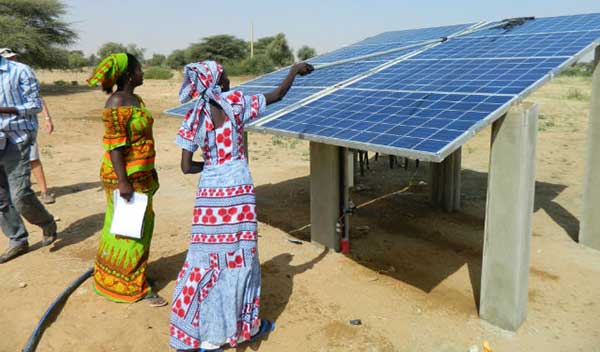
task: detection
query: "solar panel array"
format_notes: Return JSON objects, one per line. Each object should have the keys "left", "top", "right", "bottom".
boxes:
{"left": 164, "top": 13, "right": 600, "bottom": 162}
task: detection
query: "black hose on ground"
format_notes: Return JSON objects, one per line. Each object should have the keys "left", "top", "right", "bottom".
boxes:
{"left": 23, "top": 267, "right": 94, "bottom": 352}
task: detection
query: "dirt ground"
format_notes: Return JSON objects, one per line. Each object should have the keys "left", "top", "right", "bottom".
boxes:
{"left": 0, "top": 70, "right": 598, "bottom": 352}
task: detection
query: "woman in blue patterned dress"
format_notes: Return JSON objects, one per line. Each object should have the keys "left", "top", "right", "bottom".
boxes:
{"left": 169, "top": 60, "right": 313, "bottom": 351}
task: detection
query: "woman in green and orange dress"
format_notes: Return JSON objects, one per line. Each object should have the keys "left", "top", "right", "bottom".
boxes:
{"left": 87, "top": 53, "right": 166, "bottom": 307}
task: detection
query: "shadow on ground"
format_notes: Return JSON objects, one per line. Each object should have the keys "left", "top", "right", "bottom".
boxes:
{"left": 255, "top": 156, "right": 578, "bottom": 309}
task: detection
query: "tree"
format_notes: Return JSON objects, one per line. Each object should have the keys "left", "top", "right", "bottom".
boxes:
{"left": 97, "top": 42, "right": 145, "bottom": 61}
{"left": 126, "top": 43, "right": 145, "bottom": 62}
{"left": 67, "top": 50, "right": 88, "bottom": 69}
{"left": 185, "top": 35, "right": 248, "bottom": 63}
{"left": 88, "top": 54, "right": 99, "bottom": 66}
{"left": 253, "top": 36, "right": 276, "bottom": 56}
{"left": 147, "top": 53, "right": 166, "bottom": 67}
{"left": 297, "top": 46, "right": 317, "bottom": 61}
{"left": 97, "top": 42, "right": 127, "bottom": 58}
{"left": 167, "top": 49, "right": 187, "bottom": 69}
{"left": 0, "top": 0, "right": 77, "bottom": 68}
{"left": 265, "top": 33, "right": 294, "bottom": 67}
{"left": 240, "top": 54, "right": 275, "bottom": 75}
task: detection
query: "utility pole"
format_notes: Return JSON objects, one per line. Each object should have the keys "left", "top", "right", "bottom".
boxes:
{"left": 250, "top": 22, "right": 254, "bottom": 58}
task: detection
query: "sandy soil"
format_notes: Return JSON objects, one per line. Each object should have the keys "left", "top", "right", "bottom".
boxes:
{"left": 0, "top": 70, "right": 598, "bottom": 352}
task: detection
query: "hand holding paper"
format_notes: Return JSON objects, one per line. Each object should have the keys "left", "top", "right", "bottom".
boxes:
{"left": 109, "top": 190, "right": 148, "bottom": 239}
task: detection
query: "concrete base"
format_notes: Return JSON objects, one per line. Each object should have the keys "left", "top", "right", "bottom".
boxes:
{"left": 579, "top": 47, "right": 600, "bottom": 250}
{"left": 480, "top": 103, "right": 538, "bottom": 331}
{"left": 430, "top": 148, "right": 462, "bottom": 212}
{"left": 310, "top": 142, "right": 341, "bottom": 251}
{"left": 243, "top": 132, "right": 249, "bottom": 162}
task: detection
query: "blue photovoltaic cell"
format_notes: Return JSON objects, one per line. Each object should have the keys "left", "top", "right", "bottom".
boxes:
{"left": 349, "top": 57, "right": 567, "bottom": 94}
{"left": 242, "top": 60, "right": 384, "bottom": 88}
{"left": 468, "top": 13, "right": 600, "bottom": 38}
{"left": 163, "top": 86, "right": 321, "bottom": 118}
{"left": 355, "top": 23, "right": 474, "bottom": 46}
{"left": 262, "top": 89, "right": 513, "bottom": 153}
{"left": 309, "top": 23, "right": 474, "bottom": 64}
{"left": 310, "top": 45, "right": 424, "bottom": 64}
{"left": 416, "top": 31, "right": 600, "bottom": 59}
{"left": 166, "top": 13, "right": 600, "bottom": 159}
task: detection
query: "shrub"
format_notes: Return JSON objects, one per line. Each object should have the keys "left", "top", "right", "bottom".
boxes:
{"left": 559, "top": 63, "right": 593, "bottom": 78}
{"left": 53, "top": 80, "right": 68, "bottom": 86}
{"left": 565, "top": 88, "right": 589, "bottom": 101}
{"left": 144, "top": 66, "right": 174, "bottom": 80}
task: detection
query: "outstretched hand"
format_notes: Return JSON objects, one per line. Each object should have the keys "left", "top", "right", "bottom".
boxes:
{"left": 293, "top": 62, "right": 314, "bottom": 76}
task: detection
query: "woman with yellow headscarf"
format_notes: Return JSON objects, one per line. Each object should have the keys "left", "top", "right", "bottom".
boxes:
{"left": 87, "top": 53, "right": 165, "bottom": 307}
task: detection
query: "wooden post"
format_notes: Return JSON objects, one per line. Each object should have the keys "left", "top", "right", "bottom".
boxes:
{"left": 310, "top": 142, "right": 341, "bottom": 250}
{"left": 480, "top": 103, "right": 538, "bottom": 331}
{"left": 429, "top": 148, "right": 462, "bottom": 212}
{"left": 579, "top": 46, "right": 600, "bottom": 250}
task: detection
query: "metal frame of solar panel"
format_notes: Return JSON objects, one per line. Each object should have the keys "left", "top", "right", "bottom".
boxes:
{"left": 164, "top": 13, "right": 600, "bottom": 163}
{"left": 248, "top": 13, "right": 600, "bottom": 162}
{"left": 163, "top": 23, "right": 476, "bottom": 118}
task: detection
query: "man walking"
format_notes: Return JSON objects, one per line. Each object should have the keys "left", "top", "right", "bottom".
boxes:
{"left": 0, "top": 48, "right": 57, "bottom": 263}
{"left": 1, "top": 48, "right": 56, "bottom": 204}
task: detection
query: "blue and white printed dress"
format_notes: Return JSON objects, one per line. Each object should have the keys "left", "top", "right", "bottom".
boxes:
{"left": 170, "top": 91, "right": 266, "bottom": 350}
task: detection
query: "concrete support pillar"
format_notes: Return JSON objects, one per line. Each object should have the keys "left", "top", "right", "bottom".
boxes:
{"left": 243, "top": 131, "right": 249, "bottom": 163}
{"left": 480, "top": 103, "right": 538, "bottom": 331}
{"left": 579, "top": 46, "right": 600, "bottom": 250}
{"left": 310, "top": 142, "right": 341, "bottom": 251}
{"left": 430, "top": 148, "right": 462, "bottom": 212}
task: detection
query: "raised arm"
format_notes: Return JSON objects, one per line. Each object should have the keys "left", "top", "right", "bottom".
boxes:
{"left": 264, "top": 62, "right": 314, "bottom": 105}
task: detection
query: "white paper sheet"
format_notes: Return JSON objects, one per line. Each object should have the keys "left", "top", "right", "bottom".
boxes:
{"left": 109, "top": 190, "right": 148, "bottom": 239}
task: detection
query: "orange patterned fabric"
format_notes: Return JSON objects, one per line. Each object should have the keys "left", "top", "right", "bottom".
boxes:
{"left": 100, "top": 103, "right": 158, "bottom": 194}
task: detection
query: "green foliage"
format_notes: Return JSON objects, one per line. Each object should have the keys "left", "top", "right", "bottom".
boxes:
{"left": 0, "top": 0, "right": 77, "bottom": 68}
{"left": 225, "top": 54, "right": 275, "bottom": 75}
{"left": 254, "top": 36, "right": 275, "bottom": 56}
{"left": 97, "top": 42, "right": 146, "bottom": 61}
{"left": 165, "top": 33, "right": 294, "bottom": 75}
{"left": 53, "top": 80, "right": 67, "bottom": 86}
{"left": 147, "top": 53, "right": 166, "bottom": 67}
{"left": 88, "top": 54, "right": 99, "bottom": 66}
{"left": 186, "top": 35, "right": 248, "bottom": 63}
{"left": 166, "top": 49, "right": 187, "bottom": 69}
{"left": 144, "top": 66, "right": 174, "bottom": 80}
{"left": 565, "top": 88, "right": 589, "bottom": 101}
{"left": 265, "top": 33, "right": 294, "bottom": 67}
{"left": 97, "top": 42, "right": 127, "bottom": 58}
{"left": 67, "top": 50, "right": 88, "bottom": 69}
{"left": 559, "top": 63, "right": 593, "bottom": 78}
{"left": 297, "top": 46, "right": 317, "bottom": 61}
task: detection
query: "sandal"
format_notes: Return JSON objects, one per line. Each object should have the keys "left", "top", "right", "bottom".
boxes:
{"left": 144, "top": 291, "right": 168, "bottom": 307}
{"left": 247, "top": 319, "right": 275, "bottom": 343}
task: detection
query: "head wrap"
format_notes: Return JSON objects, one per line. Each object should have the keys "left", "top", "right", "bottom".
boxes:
{"left": 176, "top": 61, "right": 234, "bottom": 151}
{"left": 87, "top": 53, "right": 129, "bottom": 90}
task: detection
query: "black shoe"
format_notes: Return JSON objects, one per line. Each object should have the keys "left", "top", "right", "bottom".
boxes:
{"left": 42, "top": 221, "right": 57, "bottom": 246}
{"left": 0, "top": 242, "right": 29, "bottom": 263}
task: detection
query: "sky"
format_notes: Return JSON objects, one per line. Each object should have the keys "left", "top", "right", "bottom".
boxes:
{"left": 63, "top": 0, "right": 600, "bottom": 58}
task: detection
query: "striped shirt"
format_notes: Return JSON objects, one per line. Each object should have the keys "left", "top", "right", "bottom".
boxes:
{"left": 0, "top": 56, "right": 42, "bottom": 149}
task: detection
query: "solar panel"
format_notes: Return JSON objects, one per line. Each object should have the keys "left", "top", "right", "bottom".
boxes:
{"left": 354, "top": 23, "right": 474, "bottom": 46}
{"left": 417, "top": 31, "right": 600, "bottom": 59}
{"left": 468, "top": 13, "right": 600, "bottom": 37}
{"left": 309, "top": 45, "right": 419, "bottom": 64}
{"left": 260, "top": 89, "right": 513, "bottom": 158}
{"left": 349, "top": 57, "right": 567, "bottom": 94}
{"left": 165, "top": 13, "right": 600, "bottom": 161}
{"left": 163, "top": 85, "right": 321, "bottom": 118}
